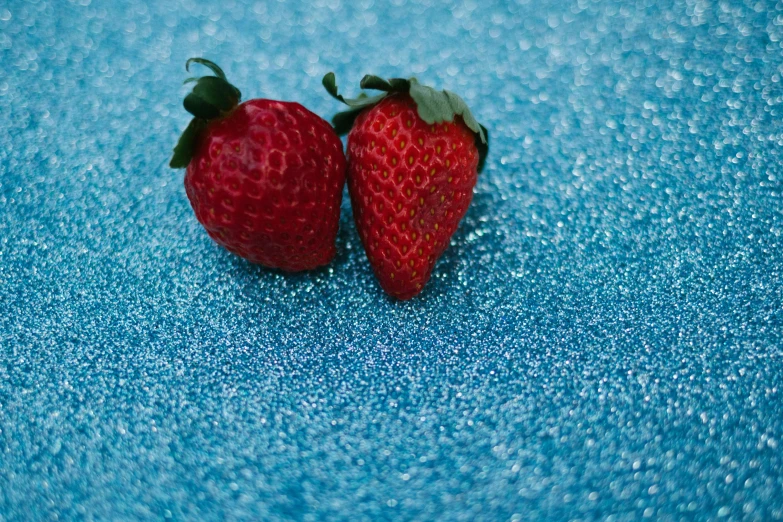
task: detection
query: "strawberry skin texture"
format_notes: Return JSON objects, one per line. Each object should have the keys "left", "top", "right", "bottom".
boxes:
{"left": 184, "top": 99, "right": 346, "bottom": 271}
{"left": 347, "top": 94, "right": 479, "bottom": 299}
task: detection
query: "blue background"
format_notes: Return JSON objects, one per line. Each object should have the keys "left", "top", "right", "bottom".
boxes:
{"left": 1, "top": 0, "right": 782, "bottom": 519}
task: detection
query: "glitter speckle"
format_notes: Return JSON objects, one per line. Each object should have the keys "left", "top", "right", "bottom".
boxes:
{"left": 1, "top": 0, "right": 782, "bottom": 519}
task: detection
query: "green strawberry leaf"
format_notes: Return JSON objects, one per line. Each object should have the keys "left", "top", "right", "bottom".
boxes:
{"left": 170, "top": 118, "right": 206, "bottom": 169}
{"left": 321, "top": 72, "right": 343, "bottom": 101}
{"left": 408, "top": 80, "right": 487, "bottom": 144}
{"left": 323, "top": 72, "right": 391, "bottom": 134}
{"left": 476, "top": 124, "right": 489, "bottom": 173}
{"left": 184, "top": 76, "right": 241, "bottom": 119}
{"left": 358, "top": 75, "right": 393, "bottom": 91}
{"left": 359, "top": 75, "right": 411, "bottom": 93}
{"left": 323, "top": 72, "right": 489, "bottom": 171}
{"left": 184, "top": 92, "right": 221, "bottom": 120}
{"left": 332, "top": 108, "right": 366, "bottom": 136}
{"left": 193, "top": 76, "right": 241, "bottom": 111}
{"left": 171, "top": 57, "right": 242, "bottom": 169}
{"left": 323, "top": 72, "right": 387, "bottom": 109}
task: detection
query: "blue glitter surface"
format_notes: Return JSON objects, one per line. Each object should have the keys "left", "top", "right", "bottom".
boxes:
{"left": 1, "top": 0, "right": 782, "bottom": 519}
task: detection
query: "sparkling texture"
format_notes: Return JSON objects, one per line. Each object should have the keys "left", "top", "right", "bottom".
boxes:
{"left": 1, "top": 0, "right": 782, "bottom": 519}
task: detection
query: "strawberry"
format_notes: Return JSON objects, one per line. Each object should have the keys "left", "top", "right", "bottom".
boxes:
{"left": 170, "top": 58, "right": 346, "bottom": 271}
{"left": 323, "top": 73, "right": 488, "bottom": 299}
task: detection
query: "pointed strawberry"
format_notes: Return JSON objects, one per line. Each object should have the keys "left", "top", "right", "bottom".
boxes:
{"left": 323, "top": 73, "right": 488, "bottom": 299}
{"left": 170, "top": 58, "right": 346, "bottom": 271}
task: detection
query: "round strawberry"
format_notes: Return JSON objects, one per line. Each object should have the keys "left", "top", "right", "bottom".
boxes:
{"left": 323, "top": 73, "right": 488, "bottom": 299}
{"left": 170, "top": 58, "right": 346, "bottom": 271}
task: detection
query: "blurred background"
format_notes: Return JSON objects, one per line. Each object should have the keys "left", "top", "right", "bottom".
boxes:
{"left": 1, "top": 0, "right": 782, "bottom": 519}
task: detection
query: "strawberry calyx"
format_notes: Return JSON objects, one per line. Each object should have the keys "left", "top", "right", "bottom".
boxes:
{"left": 322, "top": 72, "right": 489, "bottom": 172}
{"left": 170, "top": 58, "right": 242, "bottom": 169}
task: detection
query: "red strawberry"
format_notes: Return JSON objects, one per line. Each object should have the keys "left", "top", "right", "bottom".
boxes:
{"left": 170, "top": 58, "right": 346, "bottom": 271}
{"left": 323, "top": 73, "right": 488, "bottom": 299}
